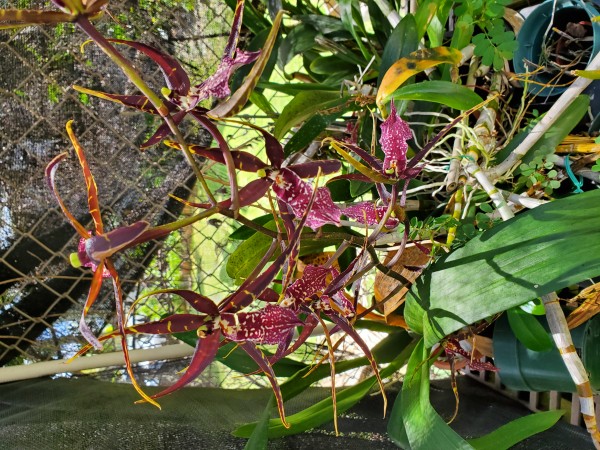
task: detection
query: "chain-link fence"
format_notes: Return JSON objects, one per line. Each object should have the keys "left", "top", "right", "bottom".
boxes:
{"left": 0, "top": 0, "right": 235, "bottom": 373}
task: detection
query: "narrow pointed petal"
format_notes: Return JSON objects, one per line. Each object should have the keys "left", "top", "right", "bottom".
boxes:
{"left": 164, "top": 140, "right": 267, "bottom": 172}
{"left": 140, "top": 110, "right": 186, "bottom": 149}
{"left": 209, "top": 11, "right": 283, "bottom": 118}
{"left": 85, "top": 221, "right": 150, "bottom": 262}
{"left": 380, "top": 102, "right": 412, "bottom": 178}
{"left": 45, "top": 152, "right": 90, "bottom": 239}
{"left": 239, "top": 342, "right": 290, "bottom": 428}
{"left": 73, "top": 86, "right": 160, "bottom": 114}
{"left": 332, "top": 141, "right": 383, "bottom": 171}
{"left": 150, "top": 331, "right": 221, "bottom": 401}
{"left": 106, "top": 260, "right": 160, "bottom": 408}
{"left": 108, "top": 39, "right": 190, "bottom": 93}
{"left": 66, "top": 121, "right": 104, "bottom": 235}
{"left": 326, "top": 311, "right": 387, "bottom": 413}
{"left": 230, "top": 120, "right": 284, "bottom": 169}
{"left": 223, "top": 0, "right": 245, "bottom": 58}
{"left": 289, "top": 160, "right": 342, "bottom": 178}
{"left": 220, "top": 305, "right": 302, "bottom": 344}
{"left": 79, "top": 259, "right": 106, "bottom": 350}
{"left": 170, "top": 178, "right": 270, "bottom": 211}
{"left": 342, "top": 202, "right": 399, "bottom": 228}
{"left": 272, "top": 314, "right": 319, "bottom": 363}
{"left": 138, "top": 289, "right": 219, "bottom": 316}
{"left": 128, "top": 314, "right": 213, "bottom": 335}
{"left": 194, "top": 50, "right": 260, "bottom": 102}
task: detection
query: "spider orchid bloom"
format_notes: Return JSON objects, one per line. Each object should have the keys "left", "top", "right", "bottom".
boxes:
{"left": 46, "top": 122, "right": 216, "bottom": 350}
{"left": 45, "top": 121, "right": 164, "bottom": 408}
{"left": 275, "top": 264, "right": 387, "bottom": 434}
{"left": 165, "top": 122, "right": 342, "bottom": 217}
{"left": 71, "top": 0, "right": 276, "bottom": 148}
{"left": 443, "top": 338, "right": 498, "bottom": 372}
{"left": 73, "top": 295, "right": 302, "bottom": 428}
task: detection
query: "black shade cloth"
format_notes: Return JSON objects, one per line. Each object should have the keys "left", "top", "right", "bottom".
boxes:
{"left": 0, "top": 376, "right": 592, "bottom": 449}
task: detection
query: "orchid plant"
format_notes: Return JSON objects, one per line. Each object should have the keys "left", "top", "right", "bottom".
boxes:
{"left": 6, "top": 0, "right": 600, "bottom": 448}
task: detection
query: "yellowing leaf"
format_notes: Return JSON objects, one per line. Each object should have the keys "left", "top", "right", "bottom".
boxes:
{"left": 573, "top": 69, "right": 600, "bottom": 80}
{"left": 376, "top": 46, "right": 462, "bottom": 110}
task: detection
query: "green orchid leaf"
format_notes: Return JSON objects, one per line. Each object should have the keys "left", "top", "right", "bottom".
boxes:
{"left": 468, "top": 410, "right": 565, "bottom": 450}
{"left": 388, "top": 339, "right": 472, "bottom": 449}
{"left": 283, "top": 111, "right": 344, "bottom": 156}
{"left": 229, "top": 214, "right": 274, "bottom": 240}
{"left": 234, "top": 337, "right": 416, "bottom": 438}
{"left": 405, "top": 189, "right": 600, "bottom": 347}
{"left": 377, "top": 14, "right": 418, "bottom": 87}
{"left": 390, "top": 80, "right": 483, "bottom": 110}
{"left": 506, "top": 307, "right": 554, "bottom": 352}
{"left": 274, "top": 91, "right": 343, "bottom": 140}
{"left": 244, "top": 396, "right": 274, "bottom": 450}
{"left": 226, "top": 220, "right": 340, "bottom": 280}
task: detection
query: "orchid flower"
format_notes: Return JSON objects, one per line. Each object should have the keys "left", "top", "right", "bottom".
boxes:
{"left": 275, "top": 264, "right": 387, "bottom": 434}
{"left": 72, "top": 0, "right": 264, "bottom": 148}
{"left": 74, "top": 291, "right": 301, "bottom": 427}
{"left": 45, "top": 121, "right": 170, "bottom": 408}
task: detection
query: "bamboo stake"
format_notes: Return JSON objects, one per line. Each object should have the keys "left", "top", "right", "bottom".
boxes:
{"left": 0, "top": 344, "right": 195, "bottom": 384}
{"left": 542, "top": 293, "right": 600, "bottom": 449}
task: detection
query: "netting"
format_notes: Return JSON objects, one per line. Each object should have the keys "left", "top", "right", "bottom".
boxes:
{"left": 0, "top": 0, "right": 381, "bottom": 391}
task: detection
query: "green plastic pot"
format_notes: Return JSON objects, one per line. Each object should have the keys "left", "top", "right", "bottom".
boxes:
{"left": 493, "top": 313, "right": 600, "bottom": 392}
{"left": 514, "top": 0, "right": 600, "bottom": 96}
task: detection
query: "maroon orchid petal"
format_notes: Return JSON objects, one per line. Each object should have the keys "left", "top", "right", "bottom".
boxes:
{"left": 169, "top": 178, "right": 271, "bottom": 211}
{"left": 257, "top": 287, "right": 280, "bottom": 303}
{"left": 444, "top": 339, "right": 498, "bottom": 372}
{"left": 222, "top": 188, "right": 312, "bottom": 313}
{"left": 85, "top": 221, "right": 150, "bottom": 263}
{"left": 239, "top": 341, "right": 290, "bottom": 428}
{"left": 224, "top": 0, "right": 245, "bottom": 58}
{"left": 140, "top": 110, "right": 186, "bottom": 149}
{"left": 342, "top": 201, "right": 399, "bottom": 228}
{"left": 108, "top": 39, "right": 190, "bottom": 93}
{"left": 380, "top": 102, "right": 412, "bottom": 178}
{"left": 270, "top": 168, "right": 341, "bottom": 231}
{"left": 150, "top": 330, "right": 221, "bottom": 401}
{"left": 325, "top": 310, "right": 386, "bottom": 407}
{"left": 321, "top": 294, "right": 355, "bottom": 319}
{"left": 164, "top": 140, "right": 267, "bottom": 172}
{"left": 271, "top": 314, "right": 319, "bottom": 363}
{"left": 220, "top": 305, "right": 302, "bottom": 345}
{"left": 46, "top": 153, "right": 90, "bottom": 239}
{"left": 289, "top": 160, "right": 342, "bottom": 178}
{"left": 147, "top": 289, "right": 219, "bottom": 316}
{"left": 76, "top": 237, "right": 111, "bottom": 277}
{"left": 130, "top": 314, "right": 214, "bottom": 335}
{"left": 74, "top": 88, "right": 162, "bottom": 115}
{"left": 283, "top": 264, "right": 333, "bottom": 306}
{"left": 327, "top": 173, "right": 374, "bottom": 184}
{"left": 192, "top": 50, "right": 261, "bottom": 102}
